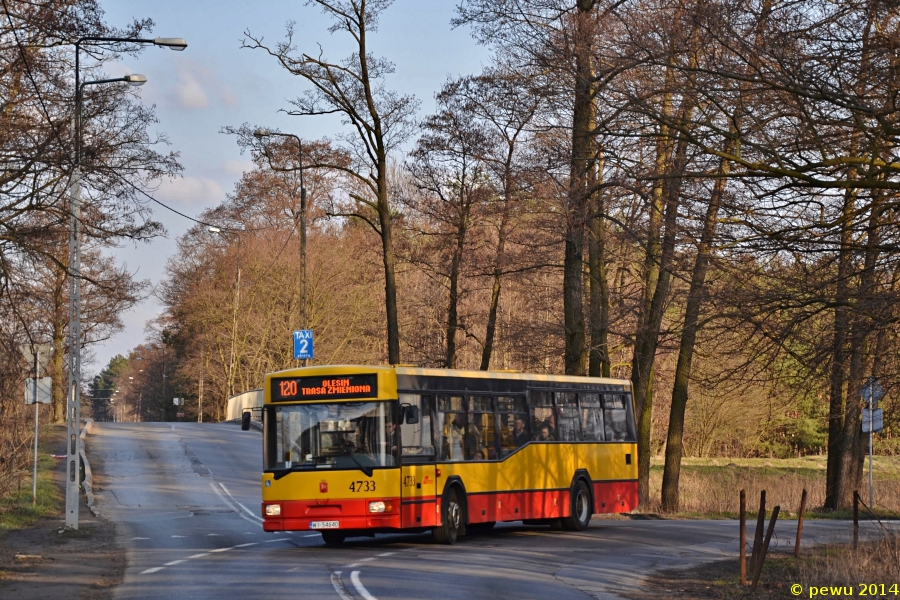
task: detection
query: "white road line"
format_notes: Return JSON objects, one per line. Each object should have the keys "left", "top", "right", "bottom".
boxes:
{"left": 265, "top": 538, "right": 290, "bottom": 543}
{"left": 206, "top": 533, "right": 220, "bottom": 536}
{"left": 132, "top": 537, "right": 150, "bottom": 540}
{"left": 140, "top": 567, "right": 164, "bottom": 574}
{"left": 344, "top": 563, "right": 359, "bottom": 568}
{"left": 219, "top": 482, "right": 264, "bottom": 523}
{"left": 187, "top": 553, "right": 210, "bottom": 559}
{"left": 358, "top": 557, "right": 375, "bottom": 562}
{"left": 234, "top": 542, "right": 257, "bottom": 548}
{"left": 330, "top": 572, "right": 355, "bottom": 600}
{"left": 208, "top": 481, "right": 261, "bottom": 527}
{"left": 171, "top": 535, "right": 185, "bottom": 538}
{"left": 209, "top": 547, "right": 232, "bottom": 553}
{"left": 375, "top": 552, "right": 396, "bottom": 557}
{"left": 303, "top": 533, "right": 319, "bottom": 537}
{"left": 164, "top": 559, "right": 186, "bottom": 566}
{"left": 351, "top": 571, "right": 378, "bottom": 600}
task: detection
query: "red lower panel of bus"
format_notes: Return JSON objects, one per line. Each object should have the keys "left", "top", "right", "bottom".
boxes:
{"left": 263, "top": 481, "right": 638, "bottom": 532}
{"left": 592, "top": 480, "right": 638, "bottom": 514}
{"left": 262, "top": 497, "right": 401, "bottom": 532}
{"left": 400, "top": 497, "right": 438, "bottom": 528}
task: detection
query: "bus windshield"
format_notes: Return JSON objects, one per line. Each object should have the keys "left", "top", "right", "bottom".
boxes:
{"left": 266, "top": 402, "right": 398, "bottom": 472}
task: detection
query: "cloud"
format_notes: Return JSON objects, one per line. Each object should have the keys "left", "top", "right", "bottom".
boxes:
{"left": 223, "top": 159, "right": 254, "bottom": 177}
{"left": 169, "top": 57, "right": 239, "bottom": 111}
{"left": 156, "top": 176, "right": 225, "bottom": 206}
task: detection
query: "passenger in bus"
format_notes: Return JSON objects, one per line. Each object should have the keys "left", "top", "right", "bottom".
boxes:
{"left": 536, "top": 424, "right": 556, "bottom": 441}
{"left": 444, "top": 414, "right": 466, "bottom": 460}
{"left": 546, "top": 412, "right": 559, "bottom": 440}
{"left": 465, "top": 421, "right": 484, "bottom": 460}
{"left": 513, "top": 417, "right": 530, "bottom": 447}
{"left": 384, "top": 421, "right": 399, "bottom": 454}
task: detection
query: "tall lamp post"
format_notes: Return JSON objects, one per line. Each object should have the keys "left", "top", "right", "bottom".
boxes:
{"left": 67, "top": 35, "right": 186, "bottom": 531}
{"left": 208, "top": 227, "right": 243, "bottom": 400}
{"left": 253, "top": 130, "right": 308, "bottom": 354}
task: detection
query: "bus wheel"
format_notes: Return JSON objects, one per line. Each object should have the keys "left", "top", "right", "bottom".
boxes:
{"left": 433, "top": 488, "right": 462, "bottom": 545}
{"left": 562, "top": 480, "right": 592, "bottom": 531}
{"left": 321, "top": 531, "right": 346, "bottom": 545}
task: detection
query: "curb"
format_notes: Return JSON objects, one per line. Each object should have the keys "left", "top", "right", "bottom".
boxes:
{"left": 79, "top": 418, "right": 100, "bottom": 517}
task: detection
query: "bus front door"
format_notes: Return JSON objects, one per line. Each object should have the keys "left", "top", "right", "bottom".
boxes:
{"left": 400, "top": 462, "right": 437, "bottom": 528}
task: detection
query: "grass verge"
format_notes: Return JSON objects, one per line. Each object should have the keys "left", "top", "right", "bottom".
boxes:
{"left": 0, "top": 435, "right": 64, "bottom": 532}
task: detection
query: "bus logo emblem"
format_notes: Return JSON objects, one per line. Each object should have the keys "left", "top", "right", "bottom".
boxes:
{"left": 319, "top": 481, "right": 328, "bottom": 493}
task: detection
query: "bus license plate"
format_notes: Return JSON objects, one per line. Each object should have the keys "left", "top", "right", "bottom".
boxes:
{"left": 310, "top": 521, "right": 339, "bottom": 529}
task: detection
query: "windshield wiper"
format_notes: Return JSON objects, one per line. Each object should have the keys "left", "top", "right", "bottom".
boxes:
{"left": 342, "top": 450, "right": 374, "bottom": 478}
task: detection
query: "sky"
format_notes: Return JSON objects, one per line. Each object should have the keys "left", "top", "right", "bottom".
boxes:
{"left": 91, "top": 0, "right": 491, "bottom": 375}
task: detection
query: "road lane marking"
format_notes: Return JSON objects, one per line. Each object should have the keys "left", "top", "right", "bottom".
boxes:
{"left": 303, "top": 534, "right": 319, "bottom": 537}
{"left": 209, "top": 547, "right": 232, "bottom": 553}
{"left": 234, "top": 543, "right": 257, "bottom": 548}
{"left": 376, "top": 552, "right": 396, "bottom": 557}
{"left": 207, "top": 533, "right": 220, "bottom": 536}
{"left": 140, "top": 567, "right": 164, "bottom": 574}
{"left": 359, "top": 557, "right": 375, "bottom": 562}
{"left": 187, "top": 553, "right": 210, "bottom": 559}
{"left": 164, "top": 560, "right": 186, "bottom": 566}
{"left": 171, "top": 535, "right": 185, "bottom": 538}
{"left": 330, "top": 572, "right": 355, "bottom": 600}
{"left": 132, "top": 537, "right": 150, "bottom": 540}
{"left": 345, "top": 563, "right": 359, "bottom": 568}
{"left": 265, "top": 538, "right": 290, "bottom": 543}
{"left": 351, "top": 571, "right": 378, "bottom": 600}
{"left": 219, "top": 483, "right": 264, "bottom": 523}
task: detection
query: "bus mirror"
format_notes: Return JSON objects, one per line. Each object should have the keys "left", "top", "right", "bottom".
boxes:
{"left": 241, "top": 411, "right": 252, "bottom": 431}
{"left": 405, "top": 405, "right": 419, "bottom": 425}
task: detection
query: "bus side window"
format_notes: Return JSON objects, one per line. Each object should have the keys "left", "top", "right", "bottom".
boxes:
{"left": 437, "top": 395, "right": 465, "bottom": 461}
{"left": 529, "top": 390, "right": 555, "bottom": 441}
{"left": 399, "top": 394, "right": 434, "bottom": 459}
{"left": 497, "top": 396, "right": 528, "bottom": 456}
{"left": 579, "top": 393, "right": 604, "bottom": 441}
{"left": 603, "top": 394, "right": 630, "bottom": 441}
{"left": 555, "top": 391, "right": 581, "bottom": 441}
{"left": 467, "top": 396, "right": 495, "bottom": 460}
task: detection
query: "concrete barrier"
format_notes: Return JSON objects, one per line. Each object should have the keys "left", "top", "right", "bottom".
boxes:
{"left": 225, "top": 389, "right": 263, "bottom": 421}
{"left": 79, "top": 418, "right": 100, "bottom": 517}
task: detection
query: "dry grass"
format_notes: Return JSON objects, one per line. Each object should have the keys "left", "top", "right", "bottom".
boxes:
{"left": 800, "top": 536, "right": 900, "bottom": 591}
{"left": 646, "top": 456, "right": 900, "bottom": 517}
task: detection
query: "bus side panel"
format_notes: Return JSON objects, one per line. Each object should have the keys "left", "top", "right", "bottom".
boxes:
{"left": 436, "top": 442, "right": 637, "bottom": 523}
{"left": 400, "top": 464, "right": 437, "bottom": 528}
{"left": 592, "top": 480, "right": 638, "bottom": 513}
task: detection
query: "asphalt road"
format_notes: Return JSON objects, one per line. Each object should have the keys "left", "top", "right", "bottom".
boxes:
{"left": 87, "top": 422, "right": 889, "bottom": 600}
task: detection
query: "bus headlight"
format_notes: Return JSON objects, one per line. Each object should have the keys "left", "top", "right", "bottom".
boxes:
{"left": 265, "top": 504, "right": 281, "bottom": 516}
{"left": 368, "top": 501, "right": 393, "bottom": 513}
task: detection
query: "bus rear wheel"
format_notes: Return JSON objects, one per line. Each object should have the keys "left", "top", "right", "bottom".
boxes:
{"left": 433, "top": 488, "right": 462, "bottom": 545}
{"left": 561, "top": 480, "right": 592, "bottom": 531}
{"left": 321, "top": 531, "right": 346, "bottom": 545}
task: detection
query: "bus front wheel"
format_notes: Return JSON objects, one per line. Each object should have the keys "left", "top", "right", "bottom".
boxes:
{"left": 321, "top": 531, "right": 346, "bottom": 545}
{"left": 561, "top": 480, "right": 592, "bottom": 531}
{"left": 433, "top": 488, "right": 462, "bottom": 544}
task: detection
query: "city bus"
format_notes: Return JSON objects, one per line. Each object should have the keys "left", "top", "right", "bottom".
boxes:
{"left": 253, "top": 365, "right": 637, "bottom": 544}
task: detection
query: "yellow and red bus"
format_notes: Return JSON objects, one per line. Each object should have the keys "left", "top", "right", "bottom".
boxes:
{"left": 257, "top": 365, "right": 637, "bottom": 544}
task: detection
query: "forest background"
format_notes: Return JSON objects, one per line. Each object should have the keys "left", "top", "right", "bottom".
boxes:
{"left": 2, "top": 0, "right": 899, "bottom": 513}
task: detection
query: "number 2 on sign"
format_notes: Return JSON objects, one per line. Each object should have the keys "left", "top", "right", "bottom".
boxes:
{"left": 349, "top": 481, "right": 375, "bottom": 492}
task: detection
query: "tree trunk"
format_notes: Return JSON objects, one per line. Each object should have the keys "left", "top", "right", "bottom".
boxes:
{"left": 563, "top": 0, "right": 597, "bottom": 376}
{"left": 660, "top": 160, "right": 727, "bottom": 512}
{"left": 588, "top": 185, "right": 610, "bottom": 378}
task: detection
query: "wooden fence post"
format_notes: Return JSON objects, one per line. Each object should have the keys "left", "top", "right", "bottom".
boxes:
{"left": 750, "top": 505, "right": 781, "bottom": 593}
{"left": 794, "top": 488, "right": 807, "bottom": 558}
{"left": 740, "top": 489, "right": 747, "bottom": 585}
{"left": 749, "top": 489, "right": 766, "bottom": 574}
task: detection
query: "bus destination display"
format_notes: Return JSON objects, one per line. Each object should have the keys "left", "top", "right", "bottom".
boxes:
{"left": 271, "top": 374, "right": 378, "bottom": 401}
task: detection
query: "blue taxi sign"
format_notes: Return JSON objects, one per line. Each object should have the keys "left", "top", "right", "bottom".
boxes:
{"left": 293, "top": 330, "right": 314, "bottom": 360}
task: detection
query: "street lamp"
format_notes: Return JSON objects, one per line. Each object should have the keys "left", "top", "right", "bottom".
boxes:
{"left": 253, "top": 130, "right": 309, "bottom": 354}
{"left": 66, "top": 34, "right": 186, "bottom": 531}
{"left": 208, "top": 227, "right": 243, "bottom": 400}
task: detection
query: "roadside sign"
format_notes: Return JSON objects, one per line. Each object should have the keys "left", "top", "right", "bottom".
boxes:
{"left": 293, "top": 330, "right": 314, "bottom": 360}
{"left": 24, "top": 378, "right": 51, "bottom": 404}
{"left": 861, "top": 377, "right": 884, "bottom": 407}
{"left": 19, "top": 344, "right": 52, "bottom": 373}
{"left": 173, "top": 398, "right": 183, "bottom": 406}
{"left": 176, "top": 412, "right": 185, "bottom": 418}
{"left": 862, "top": 408, "right": 884, "bottom": 433}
